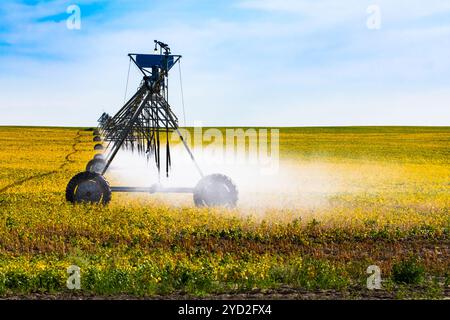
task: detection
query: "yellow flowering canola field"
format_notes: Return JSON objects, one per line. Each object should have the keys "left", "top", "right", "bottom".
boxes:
{"left": 0, "top": 126, "right": 448, "bottom": 298}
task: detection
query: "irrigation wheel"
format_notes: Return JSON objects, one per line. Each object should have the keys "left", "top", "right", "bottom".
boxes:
{"left": 86, "top": 158, "right": 106, "bottom": 174}
{"left": 94, "top": 153, "right": 104, "bottom": 160}
{"left": 193, "top": 174, "right": 238, "bottom": 208}
{"left": 93, "top": 136, "right": 102, "bottom": 142}
{"left": 94, "top": 143, "right": 104, "bottom": 150}
{"left": 93, "top": 129, "right": 100, "bottom": 136}
{"left": 66, "top": 171, "right": 111, "bottom": 204}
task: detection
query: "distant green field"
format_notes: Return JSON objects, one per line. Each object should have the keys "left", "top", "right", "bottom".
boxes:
{"left": 0, "top": 126, "right": 448, "bottom": 299}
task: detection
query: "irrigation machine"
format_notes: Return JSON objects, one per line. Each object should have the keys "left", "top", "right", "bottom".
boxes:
{"left": 66, "top": 41, "right": 238, "bottom": 207}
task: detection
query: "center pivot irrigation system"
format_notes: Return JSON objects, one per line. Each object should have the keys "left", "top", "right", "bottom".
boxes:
{"left": 66, "top": 40, "right": 238, "bottom": 207}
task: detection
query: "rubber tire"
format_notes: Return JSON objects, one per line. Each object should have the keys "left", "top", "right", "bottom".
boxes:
{"left": 93, "top": 136, "right": 102, "bottom": 142}
{"left": 94, "top": 153, "right": 104, "bottom": 160}
{"left": 94, "top": 144, "right": 104, "bottom": 150}
{"left": 86, "top": 158, "right": 106, "bottom": 174}
{"left": 93, "top": 129, "right": 100, "bottom": 136}
{"left": 66, "top": 171, "right": 111, "bottom": 205}
{"left": 193, "top": 174, "right": 238, "bottom": 208}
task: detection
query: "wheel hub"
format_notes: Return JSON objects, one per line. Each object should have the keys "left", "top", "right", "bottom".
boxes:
{"left": 75, "top": 179, "right": 103, "bottom": 202}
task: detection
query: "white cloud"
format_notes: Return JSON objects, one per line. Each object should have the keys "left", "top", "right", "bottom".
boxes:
{"left": 237, "top": 0, "right": 450, "bottom": 16}
{"left": 0, "top": 1, "right": 449, "bottom": 126}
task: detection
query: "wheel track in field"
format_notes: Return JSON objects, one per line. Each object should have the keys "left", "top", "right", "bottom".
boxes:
{"left": 60, "top": 131, "right": 84, "bottom": 170}
{"left": 0, "top": 130, "right": 85, "bottom": 193}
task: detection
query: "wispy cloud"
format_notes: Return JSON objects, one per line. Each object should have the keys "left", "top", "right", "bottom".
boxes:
{"left": 0, "top": 0, "right": 449, "bottom": 126}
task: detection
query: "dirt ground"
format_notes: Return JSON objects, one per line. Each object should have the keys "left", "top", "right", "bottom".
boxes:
{"left": 3, "top": 286, "right": 449, "bottom": 300}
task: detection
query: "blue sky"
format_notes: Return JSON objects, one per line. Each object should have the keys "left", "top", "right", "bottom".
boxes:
{"left": 0, "top": 0, "right": 449, "bottom": 126}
